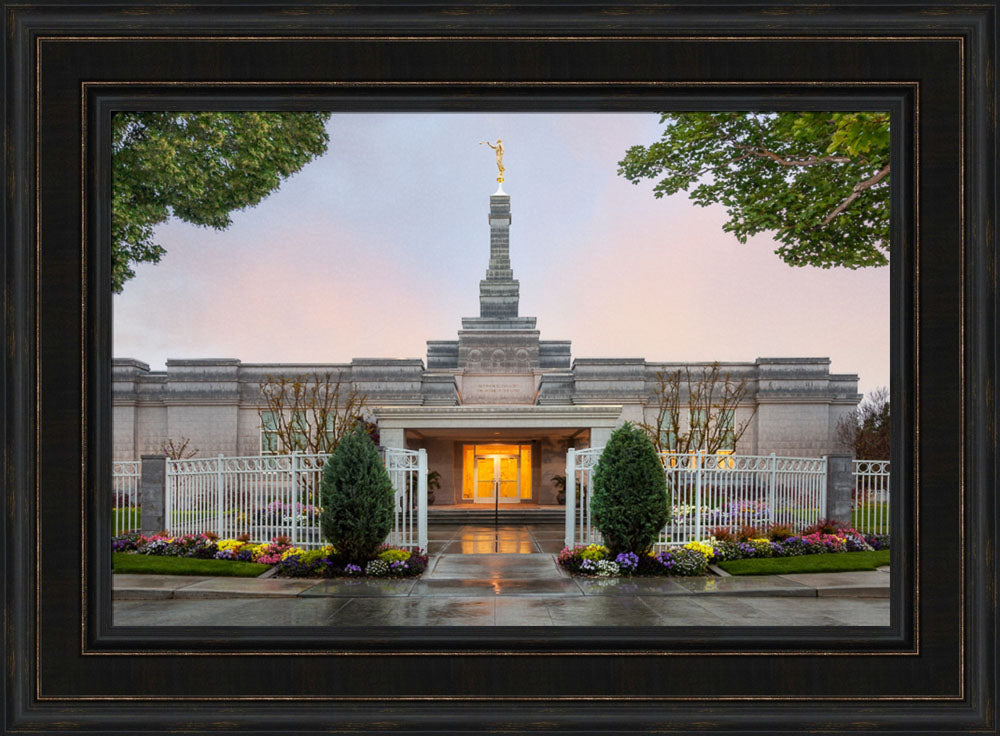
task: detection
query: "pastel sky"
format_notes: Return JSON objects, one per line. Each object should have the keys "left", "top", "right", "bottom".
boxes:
{"left": 112, "top": 113, "right": 889, "bottom": 396}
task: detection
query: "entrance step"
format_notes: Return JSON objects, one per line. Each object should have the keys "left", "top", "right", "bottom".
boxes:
{"left": 428, "top": 508, "right": 565, "bottom": 525}
{"left": 425, "top": 553, "right": 568, "bottom": 581}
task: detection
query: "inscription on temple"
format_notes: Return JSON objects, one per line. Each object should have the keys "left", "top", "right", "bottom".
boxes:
{"left": 461, "top": 374, "right": 537, "bottom": 404}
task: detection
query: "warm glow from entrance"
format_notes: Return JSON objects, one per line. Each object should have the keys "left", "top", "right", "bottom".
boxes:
{"left": 462, "top": 444, "right": 532, "bottom": 502}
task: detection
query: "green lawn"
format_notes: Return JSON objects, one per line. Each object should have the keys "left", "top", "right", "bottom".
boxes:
{"left": 717, "top": 549, "right": 890, "bottom": 576}
{"left": 113, "top": 508, "right": 234, "bottom": 536}
{"left": 113, "top": 508, "right": 141, "bottom": 534}
{"left": 851, "top": 503, "right": 890, "bottom": 533}
{"left": 112, "top": 552, "right": 271, "bottom": 577}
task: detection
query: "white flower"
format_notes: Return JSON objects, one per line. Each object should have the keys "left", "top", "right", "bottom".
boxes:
{"left": 594, "top": 559, "right": 620, "bottom": 577}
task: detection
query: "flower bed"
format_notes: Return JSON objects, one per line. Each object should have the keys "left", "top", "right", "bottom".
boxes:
{"left": 113, "top": 531, "right": 297, "bottom": 563}
{"left": 558, "top": 544, "right": 710, "bottom": 577}
{"left": 558, "top": 520, "right": 890, "bottom": 578}
{"left": 111, "top": 531, "right": 426, "bottom": 579}
{"left": 272, "top": 545, "right": 428, "bottom": 579}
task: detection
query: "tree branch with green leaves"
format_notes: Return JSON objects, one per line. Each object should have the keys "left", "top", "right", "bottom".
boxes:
{"left": 618, "top": 112, "right": 890, "bottom": 269}
{"left": 112, "top": 112, "right": 331, "bottom": 292}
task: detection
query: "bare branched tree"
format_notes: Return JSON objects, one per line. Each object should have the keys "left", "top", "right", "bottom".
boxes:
{"left": 258, "top": 370, "right": 368, "bottom": 455}
{"left": 639, "top": 363, "right": 757, "bottom": 455}
{"left": 160, "top": 437, "right": 198, "bottom": 459}
{"left": 835, "top": 386, "right": 889, "bottom": 459}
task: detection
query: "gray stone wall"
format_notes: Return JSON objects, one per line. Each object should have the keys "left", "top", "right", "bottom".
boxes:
{"left": 426, "top": 340, "right": 459, "bottom": 369}
{"left": 539, "top": 436, "right": 573, "bottom": 505}
{"left": 237, "top": 408, "right": 266, "bottom": 456}
{"left": 166, "top": 404, "right": 240, "bottom": 457}
{"left": 113, "top": 355, "right": 859, "bottom": 461}
{"left": 112, "top": 405, "right": 136, "bottom": 459}
{"left": 135, "top": 405, "right": 167, "bottom": 456}
{"left": 457, "top": 329, "right": 541, "bottom": 373}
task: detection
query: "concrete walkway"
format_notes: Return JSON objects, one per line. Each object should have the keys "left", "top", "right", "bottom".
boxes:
{"left": 113, "top": 524, "right": 889, "bottom": 627}
{"left": 112, "top": 555, "right": 890, "bottom": 627}
{"left": 426, "top": 524, "right": 566, "bottom": 555}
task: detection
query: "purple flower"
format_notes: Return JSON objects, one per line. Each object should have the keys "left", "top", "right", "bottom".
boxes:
{"left": 614, "top": 552, "right": 639, "bottom": 573}
{"left": 653, "top": 551, "right": 675, "bottom": 569}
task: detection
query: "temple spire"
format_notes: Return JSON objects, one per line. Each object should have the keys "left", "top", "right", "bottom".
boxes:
{"left": 479, "top": 191, "right": 519, "bottom": 319}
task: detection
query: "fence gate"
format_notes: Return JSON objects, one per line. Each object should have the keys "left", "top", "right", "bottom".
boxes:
{"left": 563, "top": 448, "right": 603, "bottom": 549}
{"left": 112, "top": 461, "right": 141, "bottom": 534}
{"left": 161, "top": 448, "right": 427, "bottom": 550}
{"left": 852, "top": 459, "right": 890, "bottom": 534}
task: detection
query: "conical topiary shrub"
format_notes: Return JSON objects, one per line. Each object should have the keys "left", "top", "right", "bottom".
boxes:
{"left": 319, "top": 423, "right": 395, "bottom": 564}
{"left": 590, "top": 422, "right": 671, "bottom": 555}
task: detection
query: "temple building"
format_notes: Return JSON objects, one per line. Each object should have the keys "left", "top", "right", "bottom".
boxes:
{"left": 113, "top": 182, "right": 861, "bottom": 507}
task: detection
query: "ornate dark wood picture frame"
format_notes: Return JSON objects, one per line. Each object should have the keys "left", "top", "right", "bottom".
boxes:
{"left": 3, "top": 2, "right": 995, "bottom": 733}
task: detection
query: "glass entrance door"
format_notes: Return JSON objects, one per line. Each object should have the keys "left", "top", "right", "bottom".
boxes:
{"left": 462, "top": 444, "right": 532, "bottom": 502}
{"left": 473, "top": 454, "right": 521, "bottom": 504}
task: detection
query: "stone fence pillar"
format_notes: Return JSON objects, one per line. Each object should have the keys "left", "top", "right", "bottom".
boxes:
{"left": 825, "top": 454, "right": 854, "bottom": 524}
{"left": 139, "top": 454, "right": 166, "bottom": 536}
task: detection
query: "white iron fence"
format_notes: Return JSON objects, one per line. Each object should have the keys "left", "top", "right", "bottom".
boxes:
{"left": 113, "top": 448, "right": 427, "bottom": 550}
{"left": 565, "top": 449, "right": 827, "bottom": 549}
{"left": 112, "top": 460, "right": 141, "bottom": 535}
{"left": 853, "top": 459, "right": 890, "bottom": 534}
{"left": 660, "top": 452, "right": 827, "bottom": 545}
{"left": 166, "top": 452, "right": 329, "bottom": 548}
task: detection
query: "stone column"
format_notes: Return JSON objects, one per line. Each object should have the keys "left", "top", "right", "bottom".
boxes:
{"left": 139, "top": 454, "right": 167, "bottom": 536}
{"left": 825, "top": 453, "right": 854, "bottom": 523}
{"left": 589, "top": 427, "right": 613, "bottom": 449}
{"left": 379, "top": 427, "right": 405, "bottom": 450}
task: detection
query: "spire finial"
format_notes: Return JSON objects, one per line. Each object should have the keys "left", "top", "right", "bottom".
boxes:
{"left": 480, "top": 138, "right": 506, "bottom": 189}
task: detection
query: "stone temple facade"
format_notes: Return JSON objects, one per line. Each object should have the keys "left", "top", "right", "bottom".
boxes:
{"left": 114, "top": 187, "right": 861, "bottom": 506}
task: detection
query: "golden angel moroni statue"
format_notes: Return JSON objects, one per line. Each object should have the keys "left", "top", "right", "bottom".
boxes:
{"left": 480, "top": 138, "right": 505, "bottom": 181}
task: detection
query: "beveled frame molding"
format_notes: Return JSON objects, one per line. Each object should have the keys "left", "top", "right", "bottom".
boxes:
{"left": 4, "top": 4, "right": 993, "bottom": 734}
{"left": 80, "top": 79, "right": 918, "bottom": 660}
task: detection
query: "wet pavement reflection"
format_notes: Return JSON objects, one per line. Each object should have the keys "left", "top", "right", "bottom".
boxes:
{"left": 113, "top": 523, "right": 891, "bottom": 627}
{"left": 430, "top": 524, "right": 565, "bottom": 555}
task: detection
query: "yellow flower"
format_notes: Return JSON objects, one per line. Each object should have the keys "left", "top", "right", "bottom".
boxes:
{"left": 580, "top": 544, "right": 609, "bottom": 561}
{"left": 378, "top": 548, "right": 411, "bottom": 563}
{"left": 683, "top": 540, "right": 715, "bottom": 560}
{"left": 280, "top": 546, "right": 307, "bottom": 561}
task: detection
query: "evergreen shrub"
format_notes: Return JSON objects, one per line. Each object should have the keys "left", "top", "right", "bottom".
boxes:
{"left": 590, "top": 422, "right": 670, "bottom": 555}
{"left": 319, "top": 424, "right": 395, "bottom": 563}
